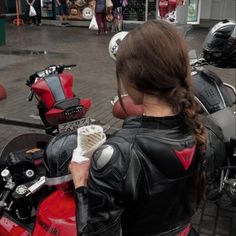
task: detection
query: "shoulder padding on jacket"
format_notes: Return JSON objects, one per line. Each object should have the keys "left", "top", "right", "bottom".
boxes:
{"left": 92, "top": 145, "right": 115, "bottom": 170}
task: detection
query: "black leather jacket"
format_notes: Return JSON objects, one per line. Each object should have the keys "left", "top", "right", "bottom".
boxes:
{"left": 76, "top": 115, "right": 201, "bottom": 236}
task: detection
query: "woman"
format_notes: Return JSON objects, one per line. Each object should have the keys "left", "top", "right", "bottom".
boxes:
{"left": 56, "top": 0, "right": 69, "bottom": 26}
{"left": 25, "top": 0, "right": 41, "bottom": 25}
{"left": 71, "top": 20, "right": 206, "bottom": 236}
{"left": 111, "top": 0, "right": 123, "bottom": 32}
{"left": 95, "top": 0, "right": 107, "bottom": 34}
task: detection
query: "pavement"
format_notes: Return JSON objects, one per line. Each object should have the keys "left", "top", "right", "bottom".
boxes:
{"left": 0, "top": 19, "right": 236, "bottom": 235}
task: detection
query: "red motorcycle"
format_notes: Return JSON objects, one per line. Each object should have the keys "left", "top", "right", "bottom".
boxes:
{"left": 0, "top": 63, "right": 107, "bottom": 236}
{"left": 26, "top": 64, "right": 92, "bottom": 135}
{"left": 0, "top": 132, "right": 78, "bottom": 236}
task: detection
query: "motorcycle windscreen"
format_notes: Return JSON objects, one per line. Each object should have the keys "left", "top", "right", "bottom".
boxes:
{"left": 0, "top": 133, "right": 52, "bottom": 168}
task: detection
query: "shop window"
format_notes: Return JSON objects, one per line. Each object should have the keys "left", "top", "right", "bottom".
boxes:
{"left": 148, "top": 0, "right": 157, "bottom": 20}
{"left": 42, "top": 0, "right": 54, "bottom": 18}
{"left": 123, "top": 0, "right": 146, "bottom": 21}
{"left": 6, "top": 0, "right": 16, "bottom": 14}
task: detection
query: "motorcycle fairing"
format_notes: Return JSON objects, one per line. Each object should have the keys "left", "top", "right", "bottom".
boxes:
{"left": 32, "top": 79, "right": 55, "bottom": 110}
{"left": 32, "top": 189, "right": 77, "bottom": 236}
{"left": 59, "top": 72, "right": 74, "bottom": 98}
{"left": 32, "top": 73, "right": 74, "bottom": 110}
{"left": 0, "top": 215, "right": 30, "bottom": 236}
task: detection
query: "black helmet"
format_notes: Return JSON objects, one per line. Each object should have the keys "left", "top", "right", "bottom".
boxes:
{"left": 203, "top": 19, "right": 236, "bottom": 68}
{"left": 44, "top": 131, "right": 77, "bottom": 181}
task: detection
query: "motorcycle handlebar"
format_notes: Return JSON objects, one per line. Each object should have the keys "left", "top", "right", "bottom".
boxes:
{"left": 190, "top": 58, "right": 208, "bottom": 67}
{"left": 63, "top": 64, "right": 76, "bottom": 68}
{"left": 48, "top": 64, "right": 77, "bottom": 72}
{"left": 56, "top": 64, "right": 76, "bottom": 73}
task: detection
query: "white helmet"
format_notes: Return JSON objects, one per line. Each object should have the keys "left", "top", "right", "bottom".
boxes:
{"left": 108, "top": 31, "right": 129, "bottom": 61}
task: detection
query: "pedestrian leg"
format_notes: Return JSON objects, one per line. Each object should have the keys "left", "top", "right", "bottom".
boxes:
{"left": 95, "top": 13, "right": 102, "bottom": 34}
{"left": 101, "top": 12, "right": 107, "bottom": 33}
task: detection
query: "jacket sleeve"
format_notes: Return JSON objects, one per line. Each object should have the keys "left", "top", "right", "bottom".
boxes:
{"left": 75, "top": 144, "right": 128, "bottom": 236}
{"left": 75, "top": 186, "right": 88, "bottom": 236}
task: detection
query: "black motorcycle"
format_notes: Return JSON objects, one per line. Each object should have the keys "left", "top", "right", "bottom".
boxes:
{"left": 190, "top": 58, "right": 236, "bottom": 211}
{"left": 186, "top": 19, "right": 236, "bottom": 211}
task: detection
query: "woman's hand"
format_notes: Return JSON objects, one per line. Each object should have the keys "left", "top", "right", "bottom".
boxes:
{"left": 70, "top": 161, "right": 91, "bottom": 188}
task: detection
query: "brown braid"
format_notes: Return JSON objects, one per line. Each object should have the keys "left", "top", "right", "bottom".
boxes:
{"left": 164, "top": 77, "right": 207, "bottom": 205}
{"left": 166, "top": 82, "right": 207, "bottom": 155}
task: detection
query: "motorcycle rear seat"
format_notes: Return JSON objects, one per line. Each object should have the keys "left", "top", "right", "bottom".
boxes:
{"left": 207, "top": 107, "right": 236, "bottom": 142}
{"left": 54, "top": 97, "right": 81, "bottom": 110}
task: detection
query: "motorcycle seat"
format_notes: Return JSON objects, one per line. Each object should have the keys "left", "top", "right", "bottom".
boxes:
{"left": 207, "top": 107, "right": 236, "bottom": 142}
{"left": 54, "top": 97, "right": 80, "bottom": 110}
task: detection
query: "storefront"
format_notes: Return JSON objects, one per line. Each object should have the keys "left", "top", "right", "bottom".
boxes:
{"left": 1, "top": 0, "right": 17, "bottom": 15}
{"left": 41, "top": 0, "right": 94, "bottom": 21}
{"left": 67, "top": 0, "right": 94, "bottom": 21}
{"left": 0, "top": 0, "right": 94, "bottom": 21}
{"left": 2, "top": 0, "right": 235, "bottom": 25}
{"left": 123, "top": 0, "right": 202, "bottom": 24}
{"left": 64, "top": 0, "right": 202, "bottom": 25}
{"left": 41, "top": 0, "right": 57, "bottom": 19}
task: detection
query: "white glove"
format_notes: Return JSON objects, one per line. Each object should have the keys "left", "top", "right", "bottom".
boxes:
{"left": 71, "top": 125, "right": 106, "bottom": 164}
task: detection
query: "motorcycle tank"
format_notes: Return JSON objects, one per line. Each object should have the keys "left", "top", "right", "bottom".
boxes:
{"left": 32, "top": 188, "right": 77, "bottom": 236}
{"left": 32, "top": 73, "right": 74, "bottom": 110}
{"left": 191, "top": 69, "right": 234, "bottom": 114}
{"left": 44, "top": 130, "right": 77, "bottom": 178}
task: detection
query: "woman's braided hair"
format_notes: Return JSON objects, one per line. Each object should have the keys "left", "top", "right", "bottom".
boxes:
{"left": 116, "top": 20, "right": 206, "bottom": 153}
{"left": 116, "top": 20, "right": 207, "bottom": 203}
{"left": 166, "top": 74, "right": 207, "bottom": 155}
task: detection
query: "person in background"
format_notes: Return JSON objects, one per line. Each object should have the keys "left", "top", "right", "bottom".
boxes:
{"left": 71, "top": 20, "right": 206, "bottom": 236}
{"left": 57, "top": 0, "right": 69, "bottom": 26}
{"left": 95, "top": 0, "right": 107, "bottom": 35}
{"left": 25, "top": 0, "right": 42, "bottom": 26}
{"left": 111, "top": 0, "right": 123, "bottom": 32}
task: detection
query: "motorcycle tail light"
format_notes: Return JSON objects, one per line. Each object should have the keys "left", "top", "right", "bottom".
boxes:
{"left": 64, "top": 105, "right": 84, "bottom": 116}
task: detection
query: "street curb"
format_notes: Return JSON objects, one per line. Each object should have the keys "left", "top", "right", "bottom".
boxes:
{"left": 0, "top": 116, "right": 120, "bottom": 135}
{"left": 0, "top": 116, "right": 44, "bottom": 129}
